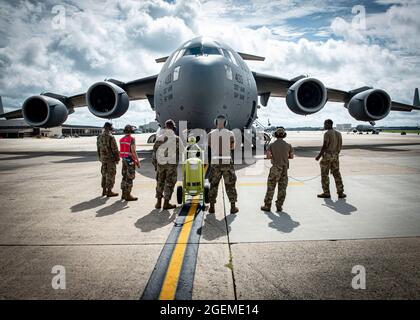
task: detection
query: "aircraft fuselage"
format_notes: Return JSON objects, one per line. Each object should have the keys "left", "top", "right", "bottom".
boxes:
{"left": 154, "top": 37, "right": 258, "bottom": 131}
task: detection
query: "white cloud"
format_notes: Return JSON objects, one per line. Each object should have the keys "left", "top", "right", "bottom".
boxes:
{"left": 0, "top": 0, "right": 419, "bottom": 128}
{"left": 330, "top": 17, "right": 366, "bottom": 44}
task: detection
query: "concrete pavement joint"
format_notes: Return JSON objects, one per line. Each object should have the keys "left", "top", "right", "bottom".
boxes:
{"left": 222, "top": 183, "right": 238, "bottom": 300}
{"left": 227, "top": 235, "right": 420, "bottom": 245}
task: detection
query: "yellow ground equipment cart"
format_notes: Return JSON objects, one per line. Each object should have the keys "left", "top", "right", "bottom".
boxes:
{"left": 177, "top": 139, "right": 210, "bottom": 204}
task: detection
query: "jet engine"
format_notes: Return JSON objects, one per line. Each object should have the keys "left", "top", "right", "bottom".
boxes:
{"left": 346, "top": 89, "right": 391, "bottom": 121}
{"left": 22, "top": 95, "right": 68, "bottom": 128}
{"left": 286, "top": 78, "right": 327, "bottom": 115}
{"left": 86, "top": 81, "right": 129, "bottom": 118}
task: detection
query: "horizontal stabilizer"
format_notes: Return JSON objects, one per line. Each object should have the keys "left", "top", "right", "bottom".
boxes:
{"left": 155, "top": 56, "right": 168, "bottom": 63}
{"left": 237, "top": 52, "right": 265, "bottom": 61}
{"left": 414, "top": 88, "right": 419, "bottom": 107}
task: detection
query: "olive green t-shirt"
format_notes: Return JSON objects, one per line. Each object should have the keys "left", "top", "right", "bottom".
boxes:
{"left": 268, "top": 139, "right": 293, "bottom": 167}
{"left": 323, "top": 129, "right": 342, "bottom": 155}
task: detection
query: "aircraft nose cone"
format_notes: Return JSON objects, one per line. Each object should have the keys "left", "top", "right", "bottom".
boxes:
{"left": 177, "top": 57, "right": 229, "bottom": 125}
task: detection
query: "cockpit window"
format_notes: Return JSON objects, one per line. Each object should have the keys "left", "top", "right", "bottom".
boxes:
{"left": 203, "top": 46, "right": 221, "bottom": 55}
{"left": 227, "top": 50, "right": 239, "bottom": 66}
{"left": 184, "top": 46, "right": 202, "bottom": 56}
{"left": 167, "top": 51, "right": 178, "bottom": 68}
{"left": 221, "top": 48, "right": 238, "bottom": 66}
{"left": 221, "top": 49, "right": 231, "bottom": 60}
{"left": 183, "top": 45, "right": 222, "bottom": 56}
{"left": 169, "top": 49, "right": 184, "bottom": 67}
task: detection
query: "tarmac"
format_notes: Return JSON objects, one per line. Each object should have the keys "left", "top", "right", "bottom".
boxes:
{"left": 0, "top": 131, "right": 419, "bottom": 299}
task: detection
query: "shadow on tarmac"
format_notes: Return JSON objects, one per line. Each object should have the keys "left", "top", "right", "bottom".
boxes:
{"left": 294, "top": 143, "right": 417, "bottom": 158}
{"left": 322, "top": 198, "right": 357, "bottom": 215}
{"left": 0, "top": 151, "right": 98, "bottom": 162}
{"left": 70, "top": 196, "right": 110, "bottom": 212}
{"left": 197, "top": 212, "right": 237, "bottom": 241}
{"left": 0, "top": 150, "right": 153, "bottom": 164}
{"left": 264, "top": 211, "right": 300, "bottom": 233}
{"left": 134, "top": 207, "right": 179, "bottom": 232}
{"left": 96, "top": 200, "right": 130, "bottom": 217}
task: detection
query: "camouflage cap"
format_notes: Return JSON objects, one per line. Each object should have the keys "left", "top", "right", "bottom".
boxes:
{"left": 103, "top": 122, "right": 113, "bottom": 130}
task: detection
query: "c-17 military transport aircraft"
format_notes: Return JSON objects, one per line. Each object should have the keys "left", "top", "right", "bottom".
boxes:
{"left": 1, "top": 36, "right": 419, "bottom": 141}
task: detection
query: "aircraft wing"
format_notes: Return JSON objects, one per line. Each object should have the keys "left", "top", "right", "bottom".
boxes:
{"left": 390, "top": 101, "right": 420, "bottom": 112}
{"left": 0, "top": 74, "right": 158, "bottom": 119}
{"left": 0, "top": 109, "right": 23, "bottom": 120}
{"left": 253, "top": 72, "right": 420, "bottom": 112}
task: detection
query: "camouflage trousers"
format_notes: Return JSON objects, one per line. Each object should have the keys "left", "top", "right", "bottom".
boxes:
{"left": 121, "top": 160, "right": 136, "bottom": 194}
{"left": 209, "top": 164, "right": 237, "bottom": 203}
{"left": 156, "top": 164, "right": 177, "bottom": 200}
{"left": 101, "top": 161, "right": 116, "bottom": 190}
{"left": 264, "top": 165, "right": 288, "bottom": 208}
{"left": 320, "top": 154, "right": 344, "bottom": 195}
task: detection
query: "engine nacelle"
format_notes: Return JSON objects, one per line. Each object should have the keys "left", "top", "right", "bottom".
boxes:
{"left": 86, "top": 81, "right": 129, "bottom": 118}
{"left": 286, "top": 78, "right": 327, "bottom": 115}
{"left": 347, "top": 89, "right": 391, "bottom": 121}
{"left": 22, "top": 95, "right": 68, "bottom": 128}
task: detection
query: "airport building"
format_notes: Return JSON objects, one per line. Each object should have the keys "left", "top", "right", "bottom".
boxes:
{"left": 0, "top": 120, "right": 102, "bottom": 138}
{"left": 61, "top": 125, "right": 102, "bottom": 137}
{"left": 139, "top": 121, "right": 159, "bottom": 133}
{"left": 0, "top": 119, "right": 33, "bottom": 138}
{"left": 336, "top": 123, "right": 352, "bottom": 131}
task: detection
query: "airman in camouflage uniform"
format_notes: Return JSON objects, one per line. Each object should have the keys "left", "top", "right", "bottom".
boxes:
{"left": 153, "top": 119, "right": 180, "bottom": 210}
{"left": 97, "top": 122, "right": 120, "bottom": 197}
{"left": 208, "top": 115, "right": 238, "bottom": 214}
{"left": 315, "top": 119, "right": 346, "bottom": 198}
{"left": 261, "top": 127, "right": 294, "bottom": 212}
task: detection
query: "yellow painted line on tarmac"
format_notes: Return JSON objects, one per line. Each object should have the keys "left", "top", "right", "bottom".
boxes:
{"left": 158, "top": 197, "right": 200, "bottom": 300}
{"left": 158, "top": 163, "right": 208, "bottom": 300}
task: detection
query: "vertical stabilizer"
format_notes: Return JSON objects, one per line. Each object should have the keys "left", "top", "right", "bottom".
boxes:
{"left": 414, "top": 88, "right": 420, "bottom": 107}
{"left": 0, "top": 96, "right": 4, "bottom": 114}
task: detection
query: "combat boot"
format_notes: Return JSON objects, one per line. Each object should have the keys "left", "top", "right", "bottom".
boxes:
{"left": 106, "top": 189, "right": 119, "bottom": 197}
{"left": 338, "top": 193, "right": 347, "bottom": 199}
{"left": 260, "top": 203, "right": 271, "bottom": 212}
{"left": 317, "top": 193, "right": 331, "bottom": 198}
{"left": 102, "top": 188, "right": 107, "bottom": 196}
{"left": 125, "top": 194, "right": 138, "bottom": 201}
{"left": 276, "top": 206, "right": 283, "bottom": 212}
{"left": 208, "top": 203, "right": 215, "bottom": 213}
{"left": 163, "top": 199, "right": 176, "bottom": 210}
{"left": 230, "top": 202, "right": 239, "bottom": 214}
{"left": 155, "top": 197, "right": 162, "bottom": 209}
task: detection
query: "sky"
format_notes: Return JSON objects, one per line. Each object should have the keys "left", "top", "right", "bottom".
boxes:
{"left": 0, "top": 0, "right": 419, "bottom": 128}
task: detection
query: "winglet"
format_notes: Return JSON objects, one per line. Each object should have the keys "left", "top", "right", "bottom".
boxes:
{"left": 414, "top": 88, "right": 419, "bottom": 107}
{"left": 237, "top": 52, "right": 265, "bottom": 61}
{"left": 155, "top": 56, "right": 168, "bottom": 63}
{"left": 0, "top": 96, "right": 3, "bottom": 114}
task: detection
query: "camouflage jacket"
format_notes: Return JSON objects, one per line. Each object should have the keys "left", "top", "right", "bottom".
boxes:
{"left": 97, "top": 131, "right": 119, "bottom": 163}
